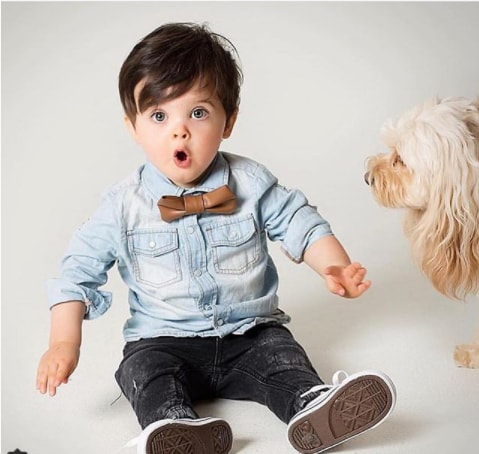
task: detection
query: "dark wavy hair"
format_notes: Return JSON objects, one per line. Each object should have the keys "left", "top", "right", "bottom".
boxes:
{"left": 119, "top": 22, "right": 243, "bottom": 125}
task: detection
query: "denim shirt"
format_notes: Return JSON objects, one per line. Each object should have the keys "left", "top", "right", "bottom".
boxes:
{"left": 46, "top": 152, "right": 333, "bottom": 341}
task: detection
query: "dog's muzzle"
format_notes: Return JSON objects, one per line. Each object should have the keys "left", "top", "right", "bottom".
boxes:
{"left": 364, "top": 172, "right": 374, "bottom": 186}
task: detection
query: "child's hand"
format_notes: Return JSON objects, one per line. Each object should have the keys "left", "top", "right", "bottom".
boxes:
{"left": 323, "top": 262, "right": 371, "bottom": 298}
{"left": 36, "top": 342, "right": 80, "bottom": 396}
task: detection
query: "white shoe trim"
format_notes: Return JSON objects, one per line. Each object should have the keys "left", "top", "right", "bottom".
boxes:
{"left": 287, "top": 370, "right": 397, "bottom": 452}
{"left": 123, "top": 417, "right": 226, "bottom": 453}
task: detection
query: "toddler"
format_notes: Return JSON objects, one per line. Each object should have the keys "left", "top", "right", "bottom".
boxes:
{"left": 37, "top": 22, "right": 396, "bottom": 454}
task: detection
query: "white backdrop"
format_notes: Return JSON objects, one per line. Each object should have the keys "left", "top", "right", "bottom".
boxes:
{"left": 2, "top": 2, "right": 479, "bottom": 453}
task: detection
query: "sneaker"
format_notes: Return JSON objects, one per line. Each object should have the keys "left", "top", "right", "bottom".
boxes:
{"left": 287, "top": 370, "right": 396, "bottom": 453}
{"left": 133, "top": 417, "right": 233, "bottom": 454}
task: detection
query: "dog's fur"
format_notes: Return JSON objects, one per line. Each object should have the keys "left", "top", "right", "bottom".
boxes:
{"left": 365, "top": 96, "right": 479, "bottom": 368}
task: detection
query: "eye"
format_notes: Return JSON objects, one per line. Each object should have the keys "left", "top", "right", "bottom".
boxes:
{"left": 392, "top": 153, "right": 405, "bottom": 168}
{"left": 191, "top": 108, "right": 208, "bottom": 120}
{"left": 151, "top": 111, "right": 166, "bottom": 123}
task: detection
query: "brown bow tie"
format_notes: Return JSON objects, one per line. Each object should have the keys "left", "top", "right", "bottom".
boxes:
{"left": 158, "top": 185, "right": 237, "bottom": 222}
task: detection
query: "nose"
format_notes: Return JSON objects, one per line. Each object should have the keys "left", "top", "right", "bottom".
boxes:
{"left": 174, "top": 131, "right": 188, "bottom": 139}
{"left": 172, "top": 122, "right": 190, "bottom": 140}
{"left": 364, "top": 172, "right": 373, "bottom": 186}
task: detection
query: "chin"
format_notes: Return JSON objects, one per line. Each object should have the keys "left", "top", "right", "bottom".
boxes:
{"left": 365, "top": 96, "right": 479, "bottom": 368}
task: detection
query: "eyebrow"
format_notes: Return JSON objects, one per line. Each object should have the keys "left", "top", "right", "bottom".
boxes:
{"left": 152, "top": 98, "right": 218, "bottom": 111}
{"left": 193, "top": 96, "right": 218, "bottom": 107}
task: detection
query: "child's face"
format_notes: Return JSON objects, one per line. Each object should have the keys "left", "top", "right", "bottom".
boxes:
{"left": 126, "top": 81, "right": 237, "bottom": 188}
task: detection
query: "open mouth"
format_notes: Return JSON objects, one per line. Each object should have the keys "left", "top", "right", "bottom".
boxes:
{"left": 173, "top": 149, "right": 191, "bottom": 168}
{"left": 174, "top": 150, "right": 188, "bottom": 162}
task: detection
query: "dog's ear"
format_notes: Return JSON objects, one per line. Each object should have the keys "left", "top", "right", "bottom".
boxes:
{"left": 464, "top": 97, "right": 479, "bottom": 141}
{"left": 464, "top": 98, "right": 479, "bottom": 143}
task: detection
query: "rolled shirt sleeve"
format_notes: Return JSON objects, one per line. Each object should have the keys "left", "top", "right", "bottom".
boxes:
{"left": 255, "top": 168, "right": 333, "bottom": 263}
{"left": 46, "top": 190, "right": 121, "bottom": 319}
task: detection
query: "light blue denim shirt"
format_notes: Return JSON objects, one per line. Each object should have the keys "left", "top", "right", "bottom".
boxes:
{"left": 46, "top": 152, "right": 333, "bottom": 341}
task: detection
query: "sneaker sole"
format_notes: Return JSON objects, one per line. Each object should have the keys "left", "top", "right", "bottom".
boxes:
{"left": 146, "top": 419, "right": 233, "bottom": 454}
{"left": 288, "top": 372, "right": 395, "bottom": 453}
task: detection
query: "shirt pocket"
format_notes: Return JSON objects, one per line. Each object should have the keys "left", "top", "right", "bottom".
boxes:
{"left": 205, "top": 214, "right": 260, "bottom": 274}
{"left": 127, "top": 228, "right": 182, "bottom": 288}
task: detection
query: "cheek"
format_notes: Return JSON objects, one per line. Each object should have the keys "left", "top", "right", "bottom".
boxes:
{"left": 196, "top": 126, "right": 224, "bottom": 149}
{"left": 137, "top": 129, "right": 166, "bottom": 152}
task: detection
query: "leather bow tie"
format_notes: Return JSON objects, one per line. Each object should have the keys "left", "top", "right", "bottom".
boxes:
{"left": 158, "top": 185, "right": 237, "bottom": 222}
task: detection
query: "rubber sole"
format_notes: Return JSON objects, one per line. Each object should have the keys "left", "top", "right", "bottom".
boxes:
{"left": 287, "top": 373, "right": 395, "bottom": 453}
{"left": 146, "top": 419, "right": 233, "bottom": 454}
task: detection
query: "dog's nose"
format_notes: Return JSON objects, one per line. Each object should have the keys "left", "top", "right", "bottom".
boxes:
{"left": 364, "top": 172, "right": 373, "bottom": 186}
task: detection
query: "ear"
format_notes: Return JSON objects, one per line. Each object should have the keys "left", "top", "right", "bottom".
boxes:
{"left": 124, "top": 115, "right": 139, "bottom": 143}
{"left": 464, "top": 99, "right": 479, "bottom": 143}
{"left": 222, "top": 109, "right": 239, "bottom": 139}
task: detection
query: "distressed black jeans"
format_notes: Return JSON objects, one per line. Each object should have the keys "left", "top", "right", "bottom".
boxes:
{"left": 115, "top": 323, "right": 324, "bottom": 429}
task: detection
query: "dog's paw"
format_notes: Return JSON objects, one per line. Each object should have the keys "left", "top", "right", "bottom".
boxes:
{"left": 454, "top": 343, "right": 479, "bottom": 368}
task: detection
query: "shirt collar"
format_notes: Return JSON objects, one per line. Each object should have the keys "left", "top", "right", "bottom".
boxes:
{"left": 141, "top": 152, "right": 230, "bottom": 200}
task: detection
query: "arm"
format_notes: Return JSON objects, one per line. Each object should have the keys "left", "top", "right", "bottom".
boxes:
{"left": 36, "top": 301, "right": 85, "bottom": 396}
{"left": 251, "top": 170, "right": 370, "bottom": 298}
{"left": 37, "top": 189, "right": 121, "bottom": 395}
{"left": 303, "top": 235, "right": 371, "bottom": 298}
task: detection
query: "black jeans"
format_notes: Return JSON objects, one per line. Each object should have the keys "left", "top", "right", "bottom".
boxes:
{"left": 115, "top": 324, "right": 324, "bottom": 429}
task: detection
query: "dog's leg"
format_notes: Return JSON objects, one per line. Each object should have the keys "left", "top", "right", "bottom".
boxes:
{"left": 454, "top": 326, "right": 479, "bottom": 368}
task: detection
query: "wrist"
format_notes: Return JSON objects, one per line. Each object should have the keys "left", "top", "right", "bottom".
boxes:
{"left": 49, "top": 340, "right": 81, "bottom": 350}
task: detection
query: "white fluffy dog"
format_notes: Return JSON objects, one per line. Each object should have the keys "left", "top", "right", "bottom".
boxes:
{"left": 365, "top": 97, "right": 479, "bottom": 368}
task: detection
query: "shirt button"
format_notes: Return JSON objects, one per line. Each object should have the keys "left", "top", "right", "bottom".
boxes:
{"left": 194, "top": 269, "right": 202, "bottom": 277}
{"left": 217, "top": 319, "right": 224, "bottom": 326}
{"left": 229, "top": 231, "right": 238, "bottom": 239}
{"left": 149, "top": 241, "right": 156, "bottom": 248}
{"left": 187, "top": 226, "right": 195, "bottom": 234}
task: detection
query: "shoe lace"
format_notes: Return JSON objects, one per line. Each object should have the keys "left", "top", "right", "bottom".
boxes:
{"left": 299, "top": 370, "right": 349, "bottom": 399}
{"left": 121, "top": 436, "right": 139, "bottom": 451}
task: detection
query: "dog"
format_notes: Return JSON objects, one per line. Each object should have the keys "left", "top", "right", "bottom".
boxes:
{"left": 364, "top": 96, "right": 479, "bottom": 368}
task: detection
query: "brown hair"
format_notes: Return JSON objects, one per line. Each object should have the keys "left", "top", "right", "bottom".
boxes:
{"left": 119, "top": 22, "right": 243, "bottom": 125}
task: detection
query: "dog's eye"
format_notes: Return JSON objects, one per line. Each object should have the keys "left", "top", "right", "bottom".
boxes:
{"left": 392, "top": 154, "right": 405, "bottom": 167}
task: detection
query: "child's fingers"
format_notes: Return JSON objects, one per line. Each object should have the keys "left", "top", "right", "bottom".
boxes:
{"left": 346, "top": 263, "right": 367, "bottom": 283}
{"left": 49, "top": 361, "right": 74, "bottom": 396}
{"left": 47, "top": 363, "right": 60, "bottom": 396}
{"left": 37, "top": 365, "right": 58, "bottom": 396}
{"left": 341, "top": 277, "right": 371, "bottom": 298}
{"left": 40, "top": 361, "right": 66, "bottom": 396}
{"left": 356, "top": 280, "right": 372, "bottom": 294}
{"left": 353, "top": 268, "right": 367, "bottom": 284}
{"left": 36, "top": 359, "right": 55, "bottom": 395}
{"left": 348, "top": 262, "right": 364, "bottom": 273}
{"left": 327, "top": 263, "right": 365, "bottom": 278}
{"left": 36, "top": 367, "right": 48, "bottom": 394}
{"left": 324, "top": 264, "right": 371, "bottom": 298}
{"left": 325, "top": 276, "right": 346, "bottom": 296}
{"left": 55, "top": 362, "right": 72, "bottom": 387}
